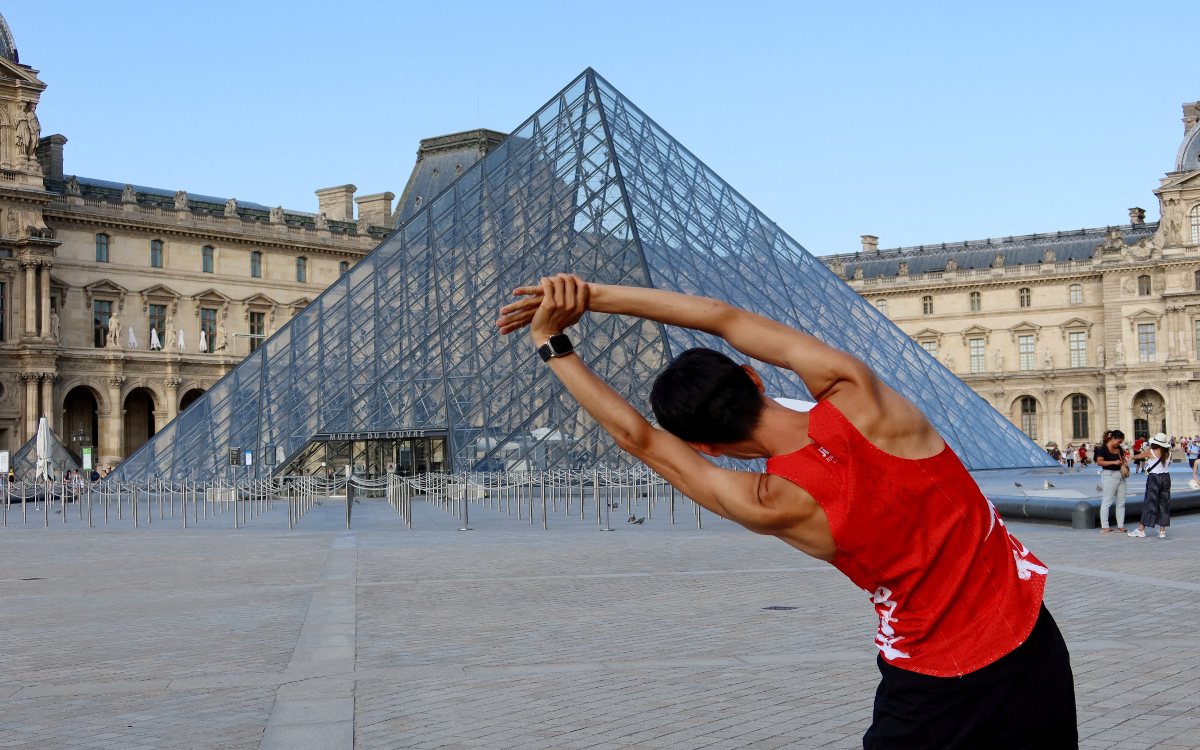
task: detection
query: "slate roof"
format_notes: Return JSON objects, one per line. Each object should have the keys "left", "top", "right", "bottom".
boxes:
{"left": 394, "top": 129, "right": 507, "bottom": 227}
{"left": 821, "top": 222, "right": 1160, "bottom": 279}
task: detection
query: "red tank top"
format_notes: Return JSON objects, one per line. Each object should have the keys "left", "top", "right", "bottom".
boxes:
{"left": 766, "top": 401, "right": 1047, "bottom": 677}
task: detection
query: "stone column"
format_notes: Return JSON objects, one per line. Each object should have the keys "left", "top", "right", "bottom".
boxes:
{"left": 22, "top": 261, "right": 36, "bottom": 336}
{"left": 39, "top": 374, "right": 53, "bottom": 427}
{"left": 101, "top": 375, "right": 124, "bottom": 467}
{"left": 39, "top": 260, "right": 51, "bottom": 338}
{"left": 22, "top": 373, "right": 38, "bottom": 440}
{"left": 165, "top": 378, "right": 180, "bottom": 422}
{"left": 1047, "top": 389, "right": 1062, "bottom": 449}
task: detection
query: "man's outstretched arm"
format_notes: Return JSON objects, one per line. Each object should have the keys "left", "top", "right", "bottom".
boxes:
{"left": 500, "top": 281, "right": 871, "bottom": 403}
{"left": 499, "top": 275, "right": 835, "bottom": 561}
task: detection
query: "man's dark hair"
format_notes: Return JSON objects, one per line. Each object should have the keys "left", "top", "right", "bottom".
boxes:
{"left": 650, "top": 348, "right": 765, "bottom": 444}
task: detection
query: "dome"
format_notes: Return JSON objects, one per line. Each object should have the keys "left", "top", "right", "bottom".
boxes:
{"left": 1176, "top": 123, "right": 1200, "bottom": 173}
{"left": 0, "top": 13, "right": 15, "bottom": 63}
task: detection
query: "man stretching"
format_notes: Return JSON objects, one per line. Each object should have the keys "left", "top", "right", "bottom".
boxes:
{"left": 498, "top": 275, "right": 1077, "bottom": 749}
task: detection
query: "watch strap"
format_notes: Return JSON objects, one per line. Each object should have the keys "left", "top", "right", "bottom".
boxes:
{"left": 538, "top": 333, "right": 574, "bottom": 362}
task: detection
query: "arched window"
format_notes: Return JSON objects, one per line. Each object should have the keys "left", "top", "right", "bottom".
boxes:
{"left": 875, "top": 299, "right": 888, "bottom": 316}
{"left": 922, "top": 296, "right": 933, "bottom": 315}
{"left": 95, "top": 234, "right": 109, "bottom": 263}
{"left": 339, "top": 261, "right": 349, "bottom": 277}
{"left": 1191, "top": 204, "right": 1200, "bottom": 245}
{"left": 250, "top": 251, "right": 262, "bottom": 278}
{"left": 1138, "top": 275, "right": 1152, "bottom": 295}
{"left": 1071, "top": 395, "right": 1089, "bottom": 440}
{"left": 1018, "top": 287, "right": 1031, "bottom": 308}
{"left": 969, "top": 291, "right": 981, "bottom": 312}
{"left": 150, "top": 239, "right": 163, "bottom": 268}
{"left": 1020, "top": 397, "right": 1037, "bottom": 440}
{"left": 202, "top": 246, "right": 214, "bottom": 273}
{"left": 1069, "top": 284, "right": 1083, "bottom": 304}
{"left": 296, "top": 256, "right": 307, "bottom": 283}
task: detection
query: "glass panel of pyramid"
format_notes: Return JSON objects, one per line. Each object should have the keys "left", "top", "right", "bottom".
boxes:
{"left": 108, "top": 69, "right": 1055, "bottom": 481}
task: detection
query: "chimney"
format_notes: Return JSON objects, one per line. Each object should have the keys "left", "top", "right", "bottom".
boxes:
{"left": 315, "top": 184, "right": 357, "bottom": 221}
{"left": 355, "top": 191, "right": 396, "bottom": 228}
{"left": 35, "top": 134, "right": 67, "bottom": 181}
{"left": 1129, "top": 207, "right": 1146, "bottom": 226}
{"left": 861, "top": 235, "right": 879, "bottom": 253}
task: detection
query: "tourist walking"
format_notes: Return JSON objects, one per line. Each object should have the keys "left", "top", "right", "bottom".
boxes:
{"left": 1129, "top": 433, "right": 1172, "bottom": 539}
{"left": 1079, "top": 443, "right": 1089, "bottom": 467}
{"left": 1065, "top": 442, "right": 1075, "bottom": 468}
{"left": 498, "top": 274, "right": 1075, "bottom": 748}
{"left": 1132, "top": 437, "right": 1146, "bottom": 473}
{"left": 1095, "top": 430, "right": 1129, "bottom": 533}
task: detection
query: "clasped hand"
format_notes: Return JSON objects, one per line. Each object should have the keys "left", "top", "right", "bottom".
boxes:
{"left": 496, "top": 273, "right": 590, "bottom": 345}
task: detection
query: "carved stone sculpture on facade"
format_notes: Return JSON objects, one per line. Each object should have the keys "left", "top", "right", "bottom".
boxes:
{"left": 314, "top": 213, "right": 329, "bottom": 230}
{"left": 224, "top": 198, "right": 238, "bottom": 217}
{"left": 163, "top": 317, "right": 175, "bottom": 353}
{"left": 994, "top": 350, "right": 1004, "bottom": 372}
{"left": 944, "top": 354, "right": 954, "bottom": 372}
{"left": 828, "top": 257, "right": 846, "bottom": 278}
{"left": 356, "top": 216, "right": 370, "bottom": 235}
{"left": 48, "top": 308, "right": 59, "bottom": 340}
{"left": 64, "top": 175, "right": 81, "bottom": 196}
{"left": 122, "top": 184, "right": 137, "bottom": 204}
{"left": 992, "top": 253, "right": 1005, "bottom": 268}
{"left": 1096, "top": 344, "right": 1105, "bottom": 367}
{"left": 106, "top": 313, "right": 121, "bottom": 349}
{"left": 270, "top": 206, "right": 284, "bottom": 224}
{"left": 14, "top": 102, "right": 40, "bottom": 162}
{"left": 1121, "top": 276, "right": 1136, "bottom": 295}
{"left": 1115, "top": 339, "right": 1125, "bottom": 364}
{"left": 1098, "top": 227, "right": 1124, "bottom": 254}
{"left": 5, "top": 210, "right": 20, "bottom": 239}
{"left": 852, "top": 266, "right": 863, "bottom": 280}
{"left": 1043, "top": 248, "right": 1056, "bottom": 263}
{"left": 897, "top": 261, "right": 909, "bottom": 276}
{"left": 1043, "top": 351, "right": 1053, "bottom": 370}
{"left": 174, "top": 191, "right": 189, "bottom": 211}
{"left": 945, "top": 258, "right": 958, "bottom": 272}
{"left": 214, "top": 323, "right": 228, "bottom": 352}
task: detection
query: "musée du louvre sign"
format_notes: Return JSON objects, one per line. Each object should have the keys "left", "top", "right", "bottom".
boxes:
{"left": 310, "top": 430, "right": 447, "bottom": 442}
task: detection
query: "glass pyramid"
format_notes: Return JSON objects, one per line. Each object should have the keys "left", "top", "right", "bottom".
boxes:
{"left": 11, "top": 428, "right": 81, "bottom": 481}
{"left": 109, "top": 69, "right": 1055, "bottom": 481}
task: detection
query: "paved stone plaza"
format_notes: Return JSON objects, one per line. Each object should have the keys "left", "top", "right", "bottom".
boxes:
{"left": 2, "top": 491, "right": 1200, "bottom": 750}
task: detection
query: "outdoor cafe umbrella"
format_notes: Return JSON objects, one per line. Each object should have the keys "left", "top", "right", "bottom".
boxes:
{"left": 34, "top": 415, "right": 51, "bottom": 482}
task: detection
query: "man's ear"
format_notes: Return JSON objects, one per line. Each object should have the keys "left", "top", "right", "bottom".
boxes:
{"left": 741, "top": 363, "right": 765, "bottom": 394}
{"left": 687, "top": 441, "right": 724, "bottom": 458}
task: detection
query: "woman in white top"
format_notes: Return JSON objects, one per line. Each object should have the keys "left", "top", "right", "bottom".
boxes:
{"left": 1129, "top": 432, "right": 1172, "bottom": 539}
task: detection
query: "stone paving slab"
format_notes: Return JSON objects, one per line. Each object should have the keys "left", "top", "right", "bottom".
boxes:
{"left": 1, "top": 492, "right": 1199, "bottom": 747}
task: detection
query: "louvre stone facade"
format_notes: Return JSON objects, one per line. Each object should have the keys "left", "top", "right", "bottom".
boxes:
{"left": 0, "top": 14, "right": 403, "bottom": 470}
{"left": 822, "top": 99, "right": 1200, "bottom": 448}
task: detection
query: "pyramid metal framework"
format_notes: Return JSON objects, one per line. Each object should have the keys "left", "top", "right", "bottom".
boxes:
{"left": 109, "top": 70, "right": 1056, "bottom": 481}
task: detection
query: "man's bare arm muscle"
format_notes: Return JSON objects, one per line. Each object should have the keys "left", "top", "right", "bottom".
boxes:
{"left": 499, "top": 275, "right": 836, "bottom": 561}
{"left": 499, "top": 280, "right": 942, "bottom": 459}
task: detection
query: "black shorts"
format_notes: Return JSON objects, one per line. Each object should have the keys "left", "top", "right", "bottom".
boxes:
{"left": 864, "top": 604, "right": 1077, "bottom": 749}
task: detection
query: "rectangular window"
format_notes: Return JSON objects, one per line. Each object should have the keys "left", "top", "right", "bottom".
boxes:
{"left": 0, "top": 282, "right": 5, "bottom": 341}
{"left": 250, "top": 252, "right": 262, "bottom": 278}
{"left": 202, "top": 246, "right": 214, "bottom": 273}
{"left": 1019, "top": 335, "right": 1035, "bottom": 371}
{"left": 1069, "top": 284, "right": 1083, "bottom": 304}
{"left": 1138, "top": 324, "right": 1156, "bottom": 362}
{"left": 921, "top": 341, "right": 938, "bottom": 359}
{"left": 1071, "top": 395, "right": 1089, "bottom": 440}
{"left": 339, "top": 261, "right": 348, "bottom": 277}
{"left": 148, "top": 304, "right": 166, "bottom": 345}
{"left": 1069, "top": 332, "right": 1087, "bottom": 368}
{"left": 93, "top": 300, "right": 111, "bottom": 348}
{"left": 969, "top": 338, "right": 986, "bottom": 373}
{"left": 95, "top": 234, "right": 109, "bottom": 263}
{"left": 249, "top": 311, "right": 265, "bottom": 353}
{"left": 1196, "top": 319, "right": 1200, "bottom": 360}
{"left": 296, "top": 256, "right": 307, "bottom": 282}
{"left": 200, "top": 308, "right": 217, "bottom": 353}
{"left": 150, "top": 239, "right": 163, "bottom": 268}
{"left": 969, "top": 292, "right": 981, "bottom": 312}
{"left": 922, "top": 296, "right": 933, "bottom": 315}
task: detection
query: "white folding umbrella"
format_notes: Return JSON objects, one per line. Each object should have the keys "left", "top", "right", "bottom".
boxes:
{"left": 127, "top": 326, "right": 138, "bottom": 349}
{"left": 177, "top": 329, "right": 185, "bottom": 351}
{"left": 34, "top": 416, "right": 51, "bottom": 482}
{"left": 199, "top": 330, "right": 207, "bottom": 353}
{"left": 149, "top": 327, "right": 161, "bottom": 350}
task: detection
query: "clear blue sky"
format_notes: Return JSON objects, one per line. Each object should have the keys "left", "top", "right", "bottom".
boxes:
{"left": 6, "top": 1, "right": 1196, "bottom": 255}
